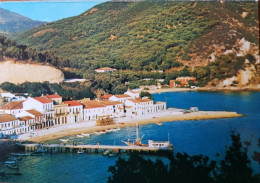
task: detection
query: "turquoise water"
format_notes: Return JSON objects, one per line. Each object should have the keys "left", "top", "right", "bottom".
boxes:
{"left": 1, "top": 91, "right": 260, "bottom": 183}
{"left": 0, "top": 1, "right": 106, "bottom": 22}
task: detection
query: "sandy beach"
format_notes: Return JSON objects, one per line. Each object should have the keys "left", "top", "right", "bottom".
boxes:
{"left": 22, "top": 110, "right": 242, "bottom": 142}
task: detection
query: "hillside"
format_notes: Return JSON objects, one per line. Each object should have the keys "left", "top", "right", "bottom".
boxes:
{"left": 13, "top": 1, "right": 259, "bottom": 90}
{"left": 0, "top": 7, "right": 45, "bottom": 34}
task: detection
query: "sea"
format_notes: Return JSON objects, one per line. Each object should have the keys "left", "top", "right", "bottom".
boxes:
{"left": 1, "top": 91, "right": 260, "bottom": 183}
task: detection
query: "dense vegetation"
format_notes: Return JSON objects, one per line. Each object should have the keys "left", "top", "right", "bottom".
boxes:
{"left": 0, "top": 8, "right": 44, "bottom": 34}
{"left": 0, "top": 82, "right": 95, "bottom": 100}
{"left": 16, "top": 1, "right": 258, "bottom": 73}
{"left": 108, "top": 132, "right": 260, "bottom": 183}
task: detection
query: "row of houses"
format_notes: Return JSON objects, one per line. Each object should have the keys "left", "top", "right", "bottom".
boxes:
{"left": 0, "top": 90, "right": 166, "bottom": 137}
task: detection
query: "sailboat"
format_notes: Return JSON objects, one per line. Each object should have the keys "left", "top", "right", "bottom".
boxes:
{"left": 121, "top": 123, "right": 173, "bottom": 149}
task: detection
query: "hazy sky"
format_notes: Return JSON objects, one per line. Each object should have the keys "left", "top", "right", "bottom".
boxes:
{"left": 0, "top": 1, "right": 107, "bottom": 22}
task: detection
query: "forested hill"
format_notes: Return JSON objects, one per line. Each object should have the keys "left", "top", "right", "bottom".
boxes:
{"left": 16, "top": 1, "right": 258, "bottom": 75}
{"left": 0, "top": 8, "right": 45, "bottom": 34}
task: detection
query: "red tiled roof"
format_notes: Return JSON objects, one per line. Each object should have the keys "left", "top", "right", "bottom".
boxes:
{"left": 64, "top": 101, "right": 82, "bottom": 107}
{"left": 101, "top": 94, "right": 113, "bottom": 99}
{"left": 0, "top": 114, "right": 18, "bottom": 123}
{"left": 82, "top": 100, "right": 105, "bottom": 109}
{"left": 26, "top": 110, "right": 43, "bottom": 117}
{"left": 33, "top": 97, "right": 53, "bottom": 104}
{"left": 99, "top": 100, "right": 122, "bottom": 106}
{"left": 114, "top": 94, "right": 131, "bottom": 98}
{"left": 0, "top": 100, "right": 24, "bottom": 110}
{"left": 45, "top": 94, "right": 62, "bottom": 99}
{"left": 19, "top": 116, "right": 33, "bottom": 121}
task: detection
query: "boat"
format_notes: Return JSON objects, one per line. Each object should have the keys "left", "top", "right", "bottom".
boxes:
{"left": 5, "top": 161, "right": 16, "bottom": 165}
{"left": 81, "top": 133, "right": 91, "bottom": 137}
{"left": 112, "top": 127, "right": 121, "bottom": 132}
{"left": 35, "top": 149, "right": 47, "bottom": 153}
{"left": 59, "top": 139, "right": 69, "bottom": 143}
{"left": 121, "top": 123, "right": 173, "bottom": 150}
{"left": 77, "top": 149, "right": 85, "bottom": 154}
{"left": 10, "top": 153, "right": 28, "bottom": 156}
{"left": 103, "top": 149, "right": 110, "bottom": 156}
{"left": 93, "top": 130, "right": 106, "bottom": 135}
{"left": 156, "top": 122, "right": 163, "bottom": 126}
{"left": 76, "top": 134, "right": 84, "bottom": 138}
{"left": 105, "top": 129, "right": 113, "bottom": 132}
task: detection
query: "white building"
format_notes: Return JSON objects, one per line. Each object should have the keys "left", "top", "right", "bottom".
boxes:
{"left": 16, "top": 109, "right": 44, "bottom": 130}
{"left": 0, "top": 114, "right": 20, "bottom": 136}
{"left": 63, "top": 101, "right": 83, "bottom": 123}
{"left": 124, "top": 90, "right": 140, "bottom": 98}
{"left": 23, "top": 97, "right": 54, "bottom": 127}
{"left": 0, "top": 100, "right": 24, "bottom": 116}
{"left": 109, "top": 94, "right": 132, "bottom": 103}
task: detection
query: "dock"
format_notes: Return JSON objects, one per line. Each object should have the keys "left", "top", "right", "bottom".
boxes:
{"left": 20, "top": 143, "right": 173, "bottom": 153}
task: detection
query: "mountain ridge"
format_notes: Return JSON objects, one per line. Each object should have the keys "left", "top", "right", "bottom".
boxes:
{"left": 0, "top": 7, "right": 46, "bottom": 34}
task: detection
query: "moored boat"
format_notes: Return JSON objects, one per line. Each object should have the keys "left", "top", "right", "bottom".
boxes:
{"left": 81, "top": 133, "right": 91, "bottom": 137}
{"left": 59, "top": 139, "right": 69, "bottom": 143}
{"left": 77, "top": 149, "right": 85, "bottom": 154}
{"left": 76, "top": 135, "right": 84, "bottom": 138}
{"left": 121, "top": 123, "right": 173, "bottom": 150}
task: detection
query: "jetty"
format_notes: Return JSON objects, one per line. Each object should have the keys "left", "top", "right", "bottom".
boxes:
{"left": 20, "top": 143, "right": 173, "bottom": 153}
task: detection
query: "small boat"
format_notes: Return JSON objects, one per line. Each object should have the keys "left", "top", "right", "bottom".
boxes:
{"left": 112, "top": 127, "right": 121, "bottom": 132}
{"left": 81, "top": 133, "right": 91, "bottom": 137}
{"left": 156, "top": 122, "right": 163, "bottom": 126}
{"left": 103, "top": 149, "right": 110, "bottom": 156}
{"left": 108, "top": 152, "right": 117, "bottom": 157}
{"left": 59, "top": 139, "right": 69, "bottom": 143}
{"left": 118, "top": 122, "right": 125, "bottom": 125}
{"left": 31, "top": 152, "right": 44, "bottom": 156}
{"left": 5, "top": 161, "right": 16, "bottom": 165}
{"left": 94, "top": 131, "right": 106, "bottom": 135}
{"left": 35, "top": 149, "right": 47, "bottom": 153}
{"left": 105, "top": 129, "right": 113, "bottom": 132}
{"left": 10, "top": 153, "right": 28, "bottom": 156}
{"left": 77, "top": 134, "right": 85, "bottom": 138}
{"left": 77, "top": 149, "right": 85, "bottom": 154}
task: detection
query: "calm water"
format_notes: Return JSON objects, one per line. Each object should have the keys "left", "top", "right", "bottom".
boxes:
{"left": 1, "top": 91, "right": 260, "bottom": 183}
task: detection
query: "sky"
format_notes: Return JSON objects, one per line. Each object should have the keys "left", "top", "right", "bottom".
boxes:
{"left": 0, "top": 1, "right": 107, "bottom": 22}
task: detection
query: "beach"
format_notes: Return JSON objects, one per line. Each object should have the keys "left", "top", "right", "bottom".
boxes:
{"left": 20, "top": 109, "right": 242, "bottom": 142}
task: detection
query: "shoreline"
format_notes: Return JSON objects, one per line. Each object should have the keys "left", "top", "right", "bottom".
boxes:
{"left": 24, "top": 110, "right": 242, "bottom": 142}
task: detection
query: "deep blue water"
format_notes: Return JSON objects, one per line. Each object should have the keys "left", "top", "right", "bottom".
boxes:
{"left": 1, "top": 91, "right": 260, "bottom": 183}
{"left": 0, "top": 1, "right": 106, "bottom": 22}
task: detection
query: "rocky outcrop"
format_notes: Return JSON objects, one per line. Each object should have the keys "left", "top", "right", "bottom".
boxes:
{"left": 0, "top": 61, "right": 64, "bottom": 84}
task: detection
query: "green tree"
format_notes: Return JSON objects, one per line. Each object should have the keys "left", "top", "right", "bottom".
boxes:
{"left": 217, "top": 131, "right": 254, "bottom": 183}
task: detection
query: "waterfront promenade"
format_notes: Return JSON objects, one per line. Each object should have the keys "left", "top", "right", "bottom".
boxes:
{"left": 17, "top": 109, "right": 242, "bottom": 142}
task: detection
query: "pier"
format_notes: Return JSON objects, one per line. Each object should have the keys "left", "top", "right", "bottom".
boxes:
{"left": 20, "top": 143, "right": 173, "bottom": 153}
